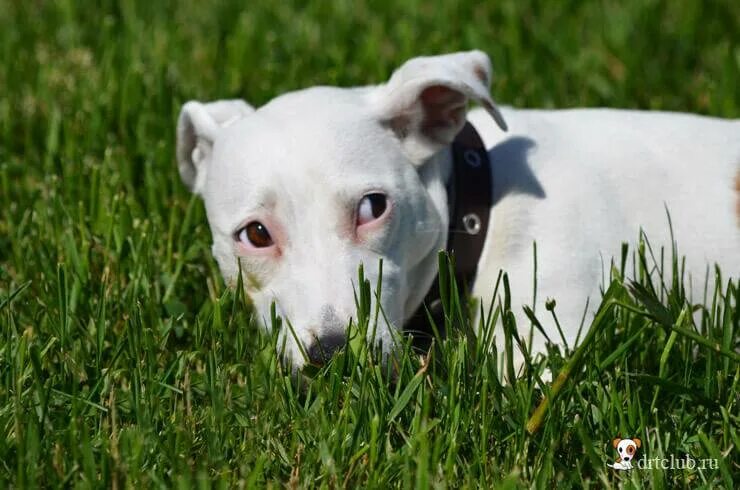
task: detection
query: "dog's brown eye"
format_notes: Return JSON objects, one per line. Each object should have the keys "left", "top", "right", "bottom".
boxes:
{"left": 237, "top": 221, "right": 273, "bottom": 248}
{"left": 357, "top": 193, "right": 388, "bottom": 226}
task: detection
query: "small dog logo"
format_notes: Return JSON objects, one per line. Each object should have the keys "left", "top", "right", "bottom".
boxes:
{"left": 607, "top": 437, "right": 641, "bottom": 470}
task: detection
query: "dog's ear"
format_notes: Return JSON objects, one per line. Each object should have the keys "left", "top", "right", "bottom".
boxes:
{"left": 176, "top": 99, "right": 254, "bottom": 194}
{"left": 633, "top": 438, "right": 641, "bottom": 448}
{"left": 373, "top": 50, "right": 507, "bottom": 164}
{"left": 612, "top": 438, "right": 621, "bottom": 448}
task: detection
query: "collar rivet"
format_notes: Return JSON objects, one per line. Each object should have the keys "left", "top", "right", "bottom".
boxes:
{"left": 462, "top": 213, "right": 482, "bottom": 235}
{"left": 464, "top": 149, "right": 481, "bottom": 167}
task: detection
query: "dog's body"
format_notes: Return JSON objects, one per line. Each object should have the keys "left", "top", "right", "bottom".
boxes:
{"left": 176, "top": 51, "right": 739, "bottom": 370}
{"left": 467, "top": 106, "right": 740, "bottom": 361}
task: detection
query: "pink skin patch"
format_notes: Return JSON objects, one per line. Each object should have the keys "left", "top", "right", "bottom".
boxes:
{"left": 355, "top": 193, "right": 393, "bottom": 241}
{"left": 735, "top": 169, "right": 740, "bottom": 226}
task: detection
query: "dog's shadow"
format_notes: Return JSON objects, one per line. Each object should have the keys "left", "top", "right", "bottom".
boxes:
{"left": 488, "top": 137, "right": 545, "bottom": 204}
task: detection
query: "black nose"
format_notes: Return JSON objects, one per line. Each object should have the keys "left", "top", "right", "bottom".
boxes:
{"left": 307, "top": 332, "right": 346, "bottom": 364}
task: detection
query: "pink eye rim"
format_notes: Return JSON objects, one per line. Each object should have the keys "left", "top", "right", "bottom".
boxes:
{"left": 356, "top": 192, "right": 390, "bottom": 227}
{"left": 235, "top": 221, "right": 274, "bottom": 248}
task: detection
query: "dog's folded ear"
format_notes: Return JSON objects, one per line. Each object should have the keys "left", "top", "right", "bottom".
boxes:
{"left": 176, "top": 99, "right": 254, "bottom": 194}
{"left": 373, "top": 50, "right": 507, "bottom": 164}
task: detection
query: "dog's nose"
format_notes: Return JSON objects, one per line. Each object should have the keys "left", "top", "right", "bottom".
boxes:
{"left": 307, "top": 332, "right": 346, "bottom": 364}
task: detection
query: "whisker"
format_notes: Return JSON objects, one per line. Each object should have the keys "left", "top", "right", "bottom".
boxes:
{"left": 410, "top": 226, "right": 476, "bottom": 235}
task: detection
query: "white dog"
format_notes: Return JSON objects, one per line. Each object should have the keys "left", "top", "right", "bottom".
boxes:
{"left": 176, "top": 50, "right": 739, "bottom": 370}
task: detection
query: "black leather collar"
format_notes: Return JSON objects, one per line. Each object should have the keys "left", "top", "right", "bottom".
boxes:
{"left": 405, "top": 121, "right": 493, "bottom": 344}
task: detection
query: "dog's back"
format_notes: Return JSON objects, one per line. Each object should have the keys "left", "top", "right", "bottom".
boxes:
{"left": 468, "top": 107, "right": 739, "bottom": 354}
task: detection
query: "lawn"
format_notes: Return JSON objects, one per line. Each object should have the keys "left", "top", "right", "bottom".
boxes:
{"left": 1, "top": 0, "right": 738, "bottom": 487}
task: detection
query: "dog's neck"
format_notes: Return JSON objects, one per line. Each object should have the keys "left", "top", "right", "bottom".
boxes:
{"left": 401, "top": 147, "right": 452, "bottom": 320}
{"left": 403, "top": 122, "right": 493, "bottom": 337}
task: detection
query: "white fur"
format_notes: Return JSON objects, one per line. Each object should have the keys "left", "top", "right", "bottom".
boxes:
{"left": 468, "top": 106, "right": 739, "bottom": 368}
{"left": 176, "top": 50, "right": 740, "bottom": 370}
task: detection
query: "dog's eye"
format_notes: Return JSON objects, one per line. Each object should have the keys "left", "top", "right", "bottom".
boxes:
{"left": 357, "top": 193, "right": 388, "bottom": 226}
{"left": 236, "top": 221, "right": 273, "bottom": 248}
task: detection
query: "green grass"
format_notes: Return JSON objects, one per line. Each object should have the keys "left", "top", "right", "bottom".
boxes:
{"left": 1, "top": 0, "right": 738, "bottom": 487}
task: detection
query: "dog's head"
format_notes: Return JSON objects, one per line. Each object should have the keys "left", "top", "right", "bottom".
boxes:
{"left": 612, "top": 437, "right": 641, "bottom": 463}
{"left": 175, "top": 51, "right": 505, "bottom": 369}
